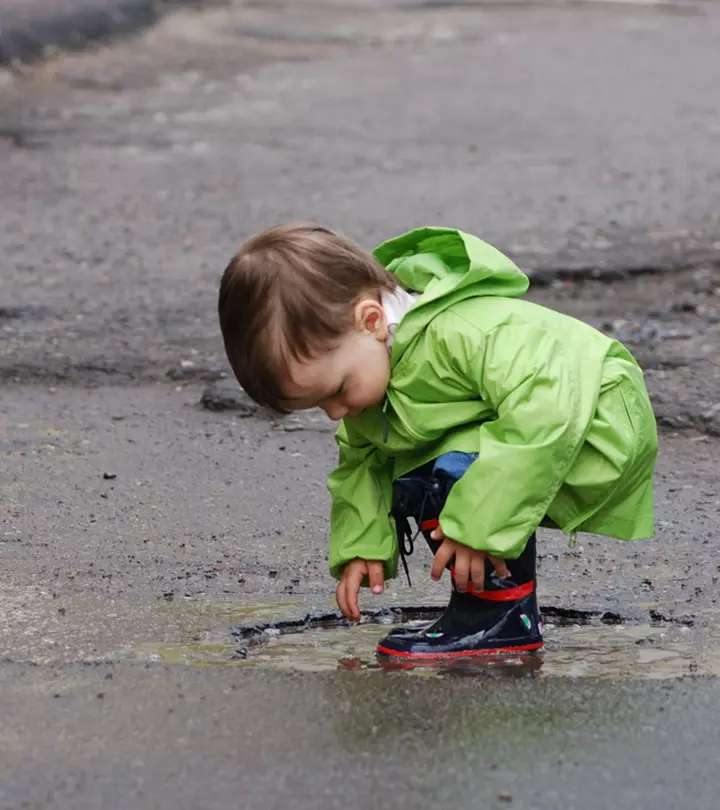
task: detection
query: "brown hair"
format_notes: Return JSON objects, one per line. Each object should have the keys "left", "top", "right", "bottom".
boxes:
{"left": 218, "top": 223, "right": 397, "bottom": 412}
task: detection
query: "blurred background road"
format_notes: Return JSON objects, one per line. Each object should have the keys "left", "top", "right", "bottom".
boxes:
{"left": 1, "top": 2, "right": 719, "bottom": 808}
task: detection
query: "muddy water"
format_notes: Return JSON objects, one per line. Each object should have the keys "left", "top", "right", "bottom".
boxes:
{"left": 142, "top": 618, "right": 720, "bottom": 679}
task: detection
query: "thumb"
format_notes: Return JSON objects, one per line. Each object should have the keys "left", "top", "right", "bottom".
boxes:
{"left": 367, "top": 561, "right": 385, "bottom": 594}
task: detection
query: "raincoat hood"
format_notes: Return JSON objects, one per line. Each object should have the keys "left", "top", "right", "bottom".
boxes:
{"left": 372, "top": 227, "right": 529, "bottom": 364}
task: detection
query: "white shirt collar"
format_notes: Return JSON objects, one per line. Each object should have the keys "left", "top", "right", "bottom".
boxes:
{"left": 381, "top": 286, "right": 418, "bottom": 348}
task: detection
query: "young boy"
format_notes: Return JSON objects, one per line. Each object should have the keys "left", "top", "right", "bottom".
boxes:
{"left": 218, "top": 224, "right": 658, "bottom": 661}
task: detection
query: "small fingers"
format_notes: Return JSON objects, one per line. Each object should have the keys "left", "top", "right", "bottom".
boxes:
{"left": 431, "top": 540, "right": 455, "bottom": 581}
{"left": 345, "top": 564, "right": 365, "bottom": 622}
{"left": 489, "top": 555, "right": 511, "bottom": 580}
{"left": 336, "top": 579, "right": 350, "bottom": 620}
{"left": 367, "top": 560, "right": 385, "bottom": 595}
{"left": 454, "top": 548, "right": 471, "bottom": 593}
{"left": 338, "top": 560, "right": 385, "bottom": 622}
{"left": 470, "top": 552, "right": 487, "bottom": 593}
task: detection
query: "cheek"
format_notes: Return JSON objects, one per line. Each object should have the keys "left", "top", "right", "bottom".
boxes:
{"left": 358, "top": 348, "right": 390, "bottom": 401}
{"left": 341, "top": 342, "right": 389, "bottom": 409}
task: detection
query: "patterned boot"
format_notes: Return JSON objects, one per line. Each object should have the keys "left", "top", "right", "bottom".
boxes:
{"left": 376, "top": 454, "right": 543, "bottom": 661}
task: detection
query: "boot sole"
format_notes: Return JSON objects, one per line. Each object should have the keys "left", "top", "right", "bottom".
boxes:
{"left": 376, "top": 641, "right": 543, "bottom": 660}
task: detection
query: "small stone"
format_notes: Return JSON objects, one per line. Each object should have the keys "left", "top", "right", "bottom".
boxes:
{"left": 167, "top": 363, "right": 226, "bottom": 382}
{"left": 199, "top": 382, "right": 259, "bottom": 416}
{"left": 280, "top": 419, "right": 305, "bottom": 432}
{"left": 103, "top": 472, "right": 117, "bottom": 480}
{"left": 671, "top": 297, "right": 698, "bottom": 314}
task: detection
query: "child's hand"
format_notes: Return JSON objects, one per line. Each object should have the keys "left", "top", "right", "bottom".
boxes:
{"left": 336, "top": 558, "right": 384, "bottom": 622}
{"left": 430, "top": 525, "right": 510, "bottom": 593}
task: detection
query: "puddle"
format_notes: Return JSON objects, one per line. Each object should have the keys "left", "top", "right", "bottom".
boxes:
{"left": 231, "top": 620, "right": 717, "bottom": 679}
{"left": 139, "top": 606, "right": 720, "bottom": 680}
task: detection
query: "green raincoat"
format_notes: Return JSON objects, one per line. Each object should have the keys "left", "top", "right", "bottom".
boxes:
{"left": 327, "top": 228, "right": 658, "bottom": 581}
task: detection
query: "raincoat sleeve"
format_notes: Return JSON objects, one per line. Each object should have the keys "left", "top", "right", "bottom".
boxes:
{"left": 327, "top": 421, "right": 397, "bottom": 581}
{"left": 433, "top": 312, "right": 591, "bottom": 559}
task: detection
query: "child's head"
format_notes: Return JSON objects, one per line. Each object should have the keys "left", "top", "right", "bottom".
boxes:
{"left": 219, "top": 223, "right": 397, "bottom": 419}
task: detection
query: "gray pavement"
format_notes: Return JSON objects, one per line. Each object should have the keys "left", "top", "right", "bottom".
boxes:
{"left": 1, "top": 1, "right": 720, "bottom": 808}
{"left": 2, "top": 663, "right": 720, "bottom": 810}
{"left": 2, "top": 1, "right": 720, "bottom": 387}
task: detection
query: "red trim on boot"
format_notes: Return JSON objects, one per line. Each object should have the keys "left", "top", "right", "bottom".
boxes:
{"left": 421, "top": 519, "right": 439, "bottom": 531}
{"left": 376, "top": 641, "right": 544, "bottom": 660}
{"left": 449, "top": 570, "right": 536, "bottom": 602}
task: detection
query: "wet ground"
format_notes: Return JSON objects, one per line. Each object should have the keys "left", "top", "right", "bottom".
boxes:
{"left": 235, "top": 619, "right": 719, "bottom": 679}
{"left": 3, "top": 662, "right": 720, "bottom": 810}
{"left": 1, "top": 0, "right": 720, "bottom": 807}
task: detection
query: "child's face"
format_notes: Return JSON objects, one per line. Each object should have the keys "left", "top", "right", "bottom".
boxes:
{"left": 281, "top": 297, "right": 391, "bottom": 420}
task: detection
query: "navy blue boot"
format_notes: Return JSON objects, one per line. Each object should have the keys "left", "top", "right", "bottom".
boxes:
{"left": 376, "top": 455, "right": 543, "bottom": 661}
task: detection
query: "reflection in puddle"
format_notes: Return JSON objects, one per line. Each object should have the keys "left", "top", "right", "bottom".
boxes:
{"left": 142, "top": 618, "right": 719, "bottom": 679}
{"left": 235, "top": 620, "right": 717, "bottom": 679}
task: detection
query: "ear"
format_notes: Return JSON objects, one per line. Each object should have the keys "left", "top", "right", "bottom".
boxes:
{"left": 353, "top": 297, "right": 389, "bottom": 341}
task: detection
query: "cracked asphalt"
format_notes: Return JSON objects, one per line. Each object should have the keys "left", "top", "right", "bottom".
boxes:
{"left": 1, "top": 1, "right": 720, "bottom": 808}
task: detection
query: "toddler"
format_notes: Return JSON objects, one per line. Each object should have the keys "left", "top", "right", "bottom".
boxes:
{"left": 218, "top": 224, "right": 657, "bottom": 661}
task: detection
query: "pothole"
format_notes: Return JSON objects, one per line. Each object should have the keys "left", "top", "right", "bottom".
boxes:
{"left": 139, "top": 606, "right": 718, "bottom": 679}
{"left": 235, "top": 620, "right": 710, "bottom": 679}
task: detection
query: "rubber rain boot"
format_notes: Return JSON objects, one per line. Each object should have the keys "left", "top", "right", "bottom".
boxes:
{"left": 376, "top": 534, "right": 543, "bottom": 661}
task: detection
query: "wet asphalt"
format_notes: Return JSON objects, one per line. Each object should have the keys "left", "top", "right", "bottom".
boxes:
{"left": 1, "top": 1, "right": 720, "bottom": 807}
{"left": 2, "top": 663, "right": 720, "bottom": 810}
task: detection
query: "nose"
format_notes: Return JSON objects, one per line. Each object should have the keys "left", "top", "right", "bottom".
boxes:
{"left": 324, "top": 403, "right": 349, "bottom": 421}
